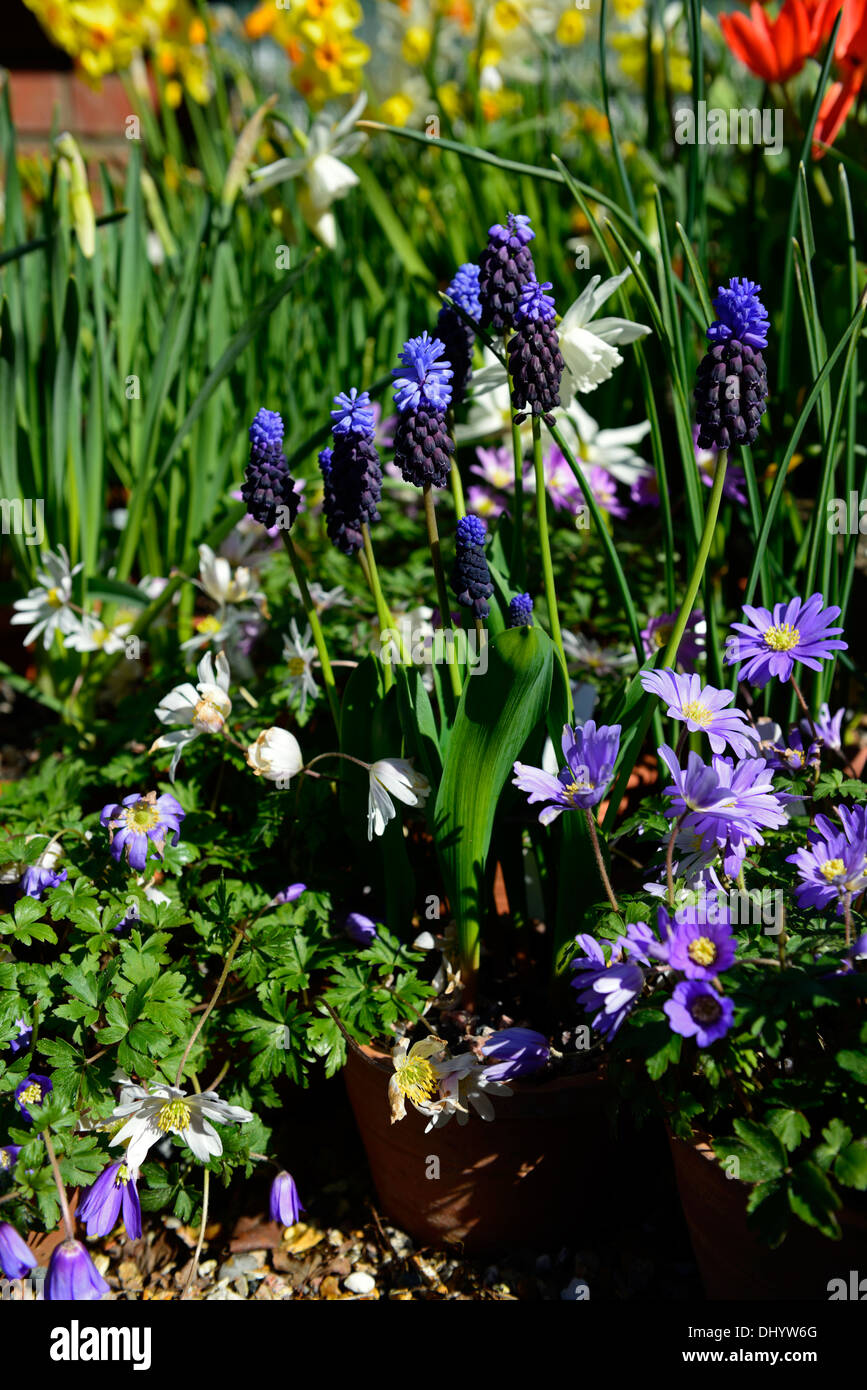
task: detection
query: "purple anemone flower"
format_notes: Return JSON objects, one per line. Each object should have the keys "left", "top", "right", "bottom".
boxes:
{"left": 689, "top": 755, "right": 789, "bottom": 848}
{"left": 513, "top": 720, "right": 621, "bottom": 824}
{"left": 15, "top": 1073, "right": 53, "bottom": 1124}
{"left": 100, "top": 790, "right": 185, "bottom": 873}
{"left": 668, "top": 914, "right": 737, "bottom": 980}
{"left": 6, "top": 1017, "right": 32, "bottom": 1057}
{"left": 571, "top": 934, "right": 645, "bottom": 1039}
{"left": 481, "top": 1028, "right": 550, "bottom": 1080}
{"left": 273, "top": 883, "right": 306, "bottom": 905}
{"left": 641, "top": 669, "right": 758, "bottom": 758}
{"left": 786, "top": 828, "right": 867, "bottom": 914}
{"left": 641, "top": 609, "right": 705, "bottom": 672}
{"left": 762, "top": 727, "right": 820, "bottom": 774}
{"left": 803, "top": 702, "right": 846, "bottom": 752}
{"left": 0, "top": 1144, "right": 22, "bottom": 1175}
{"left": 20, "top": 865, "right": 67, "bottom": 899}
{"left": 0, "top": 1223, "right": 37, "bottom": 1280}
{"left": 269, "top": 1171, "right": 303, "bottom": 1227}
{"left": 725, "top": 594, "right": 847, "bottom": 688}
{"left": 664, "top": 980, "right": 734, "bottom": 1046}
{"left": 78, "top": 1161, "right": 141, "bottom": 1241}
{"left": 657, "top": 746, "right": 740, "bottom": 823}
{"left": 345, "top": 912, "right": 378, "bottom": 945}
{"left": 45, "top": 1239, "right": 110, "bottom": 1301}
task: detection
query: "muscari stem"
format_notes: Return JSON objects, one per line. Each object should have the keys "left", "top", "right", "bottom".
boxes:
{"left": 282, "top": 532, "right": 340, "bottom": 729}
{"left": 584, "top": 809, "right": 620, "bottom": 914}
{"left": 423, "top": 484, "right": 462, "bottom": 702}
{"left": 532, "top": 416, "right": 571, "bottom": 709}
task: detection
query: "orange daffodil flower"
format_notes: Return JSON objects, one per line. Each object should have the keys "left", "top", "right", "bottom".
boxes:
{"left": 719, "top": 0, "right": 866, "bottom": 151}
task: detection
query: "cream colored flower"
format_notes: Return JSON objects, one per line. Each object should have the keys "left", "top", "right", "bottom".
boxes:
{"left": 246, "top": 727, "right": 303, "bottom": 785}
{"left": 367, "top": 758, "right": 431, "bottom": 840}
{"left": 151, "top": 651, "right": 232, "bottom": 779}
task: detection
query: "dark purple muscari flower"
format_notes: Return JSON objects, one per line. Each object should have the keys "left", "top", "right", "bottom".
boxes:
{"left": 507, "top": 593, "right": 534, "bottom": 628}
{"left": 664, "top": 980, "right": 734, "bottom": 1046}
{"left": 15, "top": 1073, "right": 53, "bottom": 1124}
{"left": 481, "top": 1028, "right": 549, "bottom": 1080}
{"left": 45, "top": 1239, "right": 110, "bottom": 1301}
{"left": 451, "top": 514, "right": 493, "bottom": 620}
{"left": 0, "top": 1223, "right": 37, "bottom": 1280}
{"left": 273, "top": 883, "right": 306, "bottom": 905}
{"left": 477, "top": 212, "right": 537, "bottom": 331}
{"left": 100, "top": 791, "right": 185, "bottom": 873}
{"left": 507, "top": 278, "right": 564, "bottom": 427}
{"left": 571, "top": 934, "right": 645, "bottom": 1039}
{"left": 436, "top": 263, "right": 481, "bottom": 404}
{"left": 695, "top": 279, "right": 769, "bottom": 451}
{"left": 345, "top": 911, "right": 378, "bottom": 945}
{"left": 20, "top": 865, "right": 67, "bottom": 899}
{"left": 392, "top": 334, "right": 456, "bottom": 490}
{"left": 0, "top": 1144, "right": 22, "bottom": 1175}
{"left": 323, "top": 389, "right": 383, "bottom": 555}
{"left": 242, "top": 407, "right": 302, "bottom": 532}
{"left": 79, "top": 1161, "right": 142, "bottom": 1240}
{"left": 513, "top": 720, "right": 621, "bottom": 823}
{"left": 725, "top": 594, "right": 847, "bottom": 688}
{"left": 269, "top": 1171, "right": 303, "bottom": 1227}
{"left": 6, "top": 1017, "right": 32, "bottom": 1056}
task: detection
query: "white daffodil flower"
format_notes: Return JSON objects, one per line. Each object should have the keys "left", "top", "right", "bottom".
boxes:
{"left": 197, "top": 543, "right": 260, "bottom": 607}
{"left": 248, "top": 93, "right": 367, "bottom": 250}
{"left": 62, "top": 613, "right": 132, "bottom": 655}
{"left": 246, "top": 727, "right": 303, "bottom": 784}
{"left": 151, "top": 651, "right": 232, "bottom": 780}
{"left": 108, "top": 1082, "right": 253, "bottom": 1168}
{"left": 367, "top": 758, "right": 431, "bottom": 841}
{"left": 282, "top": 619, "right": 319, "bottom": 717}
{"left": 558, "top": 266, "right": 652, "bottom": 396}
{"left": 557, "top": 401, "right": 652, "bottom": 486}
{"left": 10, "top": 545, "right": 82, "bottom": 650}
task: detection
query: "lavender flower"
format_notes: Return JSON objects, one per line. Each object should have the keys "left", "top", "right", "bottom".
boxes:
{"left": 45, "top": 1239, "right": 110, "bottom": 1301}
{"left": 345, "top": 911, "right": 378, "bottom": 945}
{"left": 668, "top": 914, "right": 736, "bottom": 981}
{"left": 0, "top": 1223, "right": 37, "bottom": 1280}
{"left": 20, "top": 864, "right": 67, "bottom": 899}
{"left": 513, "top": 720, "right": 621, "bottom": 824}
{"left": 641, "top": 669, "right": 758, "bottom": 758}
{"left": 571, "top": 934, "right": 645, "bottom": 1039}
{"left": 15, "top": 1073, "right": 53, "bottom": 1124}
{"left": 641, "top": 609, "right": 705, "bottom": 672}
{"left": 481, "top": 1028, "right": 549, "bottom": 1080}
{"left": 725, "top": 594, "right": 847, "bottom": 688}
{"left": 269, "top": 1170, "right": 303, "bottom": 1227}
{"left": 78, "top": 1161, "right": 141, "bottom": 1240}
{"left": 664, "top": 980, "right": 734, "bottom": 1046}
{"left": 100, "top": 791, "right": 185, "bottom": 873}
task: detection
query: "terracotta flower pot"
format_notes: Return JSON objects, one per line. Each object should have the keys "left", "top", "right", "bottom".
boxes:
{"left": 669, "top": 1131, "right": 867, "bottom": 1300}
{"left": 343, "top": 1043, "right": 619, "bottom": 1254}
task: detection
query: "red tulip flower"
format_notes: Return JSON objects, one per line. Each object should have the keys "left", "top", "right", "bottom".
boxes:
{"left": 719, "top": 0, "right": 817, "bottom": 83}
{"left": 813, "top": 0, "right": 867, "bottom": 153}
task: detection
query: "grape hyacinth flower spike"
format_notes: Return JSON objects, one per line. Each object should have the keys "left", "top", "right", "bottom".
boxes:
{"left": 694, "top": 278, "right": 769, "bottom": 450}
{"left": 451, "top": 515, "right": 493, "bottom": 620}
{"left": 322, "top": 389, "right": 382, "bottom": 555}
{"left": 436, "top": 262, "right": 481, "bottom": 405}
{"left": 242, "top": 408, "right": 302, "bottom": 531}
{"left": 392, "top": 333, "right": 455, "bottom": 490}
{"left": 508, "top": 593, "right": 534, "bottom": 627}
{"left": 477, "top": 212, "right": 537, "bottom": 331}
{"left": 508, "top": 279, "right": 564, "bottom": 427}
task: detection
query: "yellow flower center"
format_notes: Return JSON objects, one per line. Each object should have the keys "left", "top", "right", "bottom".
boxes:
{"left": 156, "top": 1099, "right": 192, "bottom": 1134}
{"left": 564, "top": 777, "right": 592, "bottom": 802}
{"left": 116, "top": 1163, "right": 131, "bottom": 1185}
{"left": 287, "top": 656, "right": 307, "bottom": 678}
{"left": 681, "top": 699, "right": 713, "bottom": 727}
{"left": 125, "top": 800, "right": 160, "bottom": 833}
{"left": 763, "top": 623, "right": 800, "bottom": 652}
{"left": 821, "top": 859, "right": 845, "bottom": 881}
{"left": 687, "top": 936, "right": 717, "bottom": 967}
{"left": 0, "top": 1150, "right": 10, "bottom": 1168}
{"left": 653, "top": 623, "right": 672, "bottom": 648}
{"left": 394, "top": 1057, "right": 437, "bottom": 1106}
{"left": 196, "top": 615, "right": 222, "bottom": 636}
{"left": 46, "top": 586, "right": 64, "bottom": 609}
{"left": 18, "top": 1083, "right": 43, "bottom": 1107}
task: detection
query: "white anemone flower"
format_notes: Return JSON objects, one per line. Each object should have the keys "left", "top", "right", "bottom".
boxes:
{"left": 247, "top": 94, "right": 367, "bottom": 250}
{"left": 558, "top": 266, "right": 652, "bottom": 396}
{"left": 557, "top": 401, "right": 652, "bottom": 486}
{"left": 151, "top": 651, "right": 232, "bottom": 780}
{"left": 62, "top": 613, "right": 132, "bottom": 655}
{"left": 108, "top": 1082, "right": 253, "bottom": 1168}
{"left": 420, "top": 1054, "right": 513, "bottom": 1131}
{"left": 10, "top": 545, "right": 82, "bottom": 650}
{"left": 367, "top": 758, "right": 431, "bottom": 841}
{"left": 561, "top": 631, "right": 633, "bottom": 676}
{"left": 179, "top": 609, "right": 247, "bottom": 656}
{"left": 246, "top": 727, "right": 303, "bottom": 784}
{"left": 282, "top": 619, "right": 319, "bottom": 716}
{"left": 197, "top": 543, "right": 260, "bottom": 607}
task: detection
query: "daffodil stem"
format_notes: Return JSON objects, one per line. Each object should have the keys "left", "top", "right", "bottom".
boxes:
{"left": 423, "top": 484, "right": 462, "bottom": 704}
{"left": 584, "top": 810, "right": 619, "bottom": 914}
{"left": 176, "top": 929, "right": 245, "bottom": 1087}
{"left": 182, "top": 1167, "right": 209, "bottom": 1301}
{"left": 282, "top": 533, "right": 340, "bottom": 729}
{"left": 42, "top": 1130, "right": 75, "bottom": 1242}
{"left": 532, "top": 417, "right": 570, "bottom": 711}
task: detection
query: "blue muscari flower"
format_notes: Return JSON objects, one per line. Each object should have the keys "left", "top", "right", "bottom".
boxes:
{"left": 446, "top": 262, "right": 482, "bottom": 320}
{"left": 79, "top": 1161, "right": 142, "bottom": 1240}
{"left": 392, "top": 332, "right": 453, "bottom": 413}
{"left": 45, "top": 1239, "right": 110, "bottom": 1301}
{"left": 0, "top": 1222, "right": 37, "bottom": 1281}
{"left": 243, "top": 407, "right": 302, "bottom": 531}
{"left": 516, "top": 279, "right": 556, "bottom": 324}
{"left": 269, "top": 1171, "right": 304, "bottom": 1228}
{"left": 457, "top": 514, "right": 486, "bottom": 547}
{"left": 451, "top": 514, "right": 493, "bottom": 619}
{"left": 330, "top": 388, "right": 375, "bottom": 438}
{"left": 508, "top": 593, "right": 534, "bottom": 628}
{"left": 706, "top": 278, "right": 769, "bottom": 350}
{"left": 20, "top": 865, "right": 67, "bottom": 899}
{"left": 248, "top": 407, "right": 284, "bottom": 458}
{"left": 489, "top": 212, "right": 535, "bottom": 247}
{"left": 15, "top": 1072, "right": 53, "bottom": 1124}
